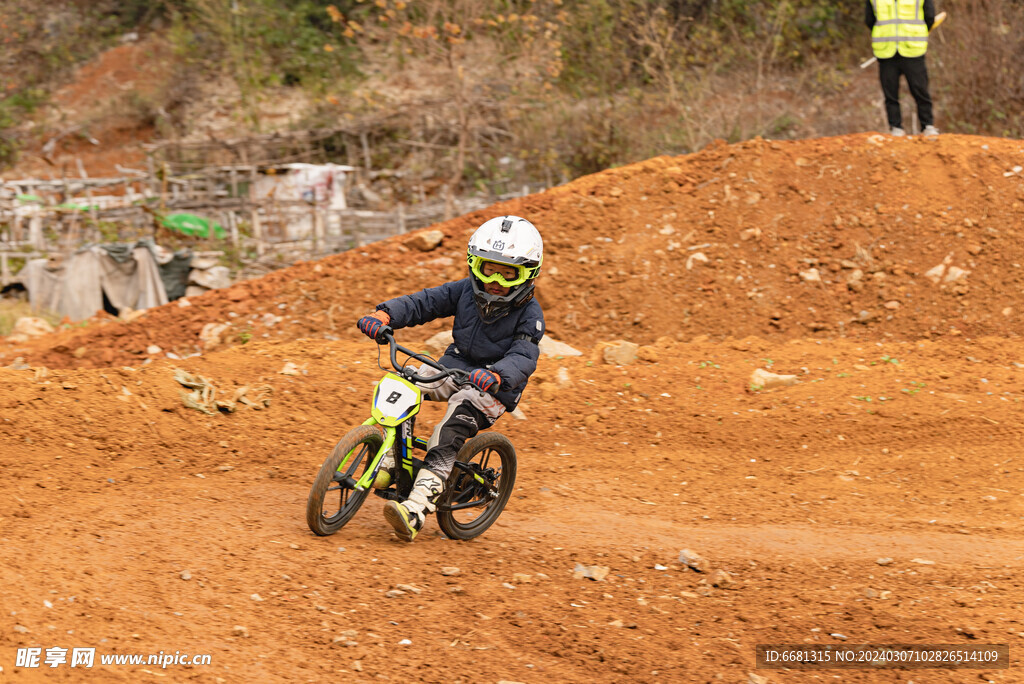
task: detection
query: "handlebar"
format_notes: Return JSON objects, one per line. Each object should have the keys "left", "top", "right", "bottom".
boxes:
{"left": 379, "top": 327, "right": 471, "bottom": 386}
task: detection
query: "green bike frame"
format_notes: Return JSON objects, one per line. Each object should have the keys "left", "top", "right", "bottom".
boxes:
{"left": 336, "top": 370, "right": 488, "bottom": 492}
{"left": 339, "top": 372, "right": 429, "bottom": 491}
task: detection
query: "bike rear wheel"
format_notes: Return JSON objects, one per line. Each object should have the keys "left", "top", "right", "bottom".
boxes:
{"left": 306, "top": 425, "right": 383, "bottom": 536}
{"left": 436, "top": 432, "right": 517, "bottom": 541}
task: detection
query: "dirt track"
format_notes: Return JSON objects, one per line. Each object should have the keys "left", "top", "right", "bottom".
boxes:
{"left": 3, "top": 133, "right": 1024, "bottom": 682}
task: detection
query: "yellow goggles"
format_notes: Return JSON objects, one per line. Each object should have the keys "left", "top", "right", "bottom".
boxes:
{"left": 468, "top": 256, "right": 534, "bottom": 287}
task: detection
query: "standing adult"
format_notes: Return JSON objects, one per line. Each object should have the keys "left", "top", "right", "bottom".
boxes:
{"left": 866, "top": 0, "right": 939, "bottom": 136}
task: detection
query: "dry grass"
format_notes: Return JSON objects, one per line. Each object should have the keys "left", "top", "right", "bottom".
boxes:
{"left": 0, "top": 299, "right": 61, "bottom": 337}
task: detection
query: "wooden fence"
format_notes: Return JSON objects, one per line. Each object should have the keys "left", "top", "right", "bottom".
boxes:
{"left": 0, "top": 168, "right": 543, "bottom": 285}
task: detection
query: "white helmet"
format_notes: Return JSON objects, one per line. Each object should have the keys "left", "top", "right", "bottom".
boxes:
{"left": 466, "top": 215, "right": 543, "bottom": 322}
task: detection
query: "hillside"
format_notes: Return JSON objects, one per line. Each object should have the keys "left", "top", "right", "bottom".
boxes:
{"left": 2, "top": 134, "right": 1023, "bottom": 682}
{"left": 5, "top": 0, "right": 1023, "bottom": 195}
{"left": 4, "top": 132, "right": 1024, "bottom": 369}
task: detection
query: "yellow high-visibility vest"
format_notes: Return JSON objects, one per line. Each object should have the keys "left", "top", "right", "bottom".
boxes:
{"left": 872, "top": 0, "right": 929, "bottom": 59}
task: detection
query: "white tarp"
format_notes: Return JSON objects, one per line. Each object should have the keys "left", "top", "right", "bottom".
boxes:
{"left": 20, "top": 245, "right": 169, "bottom": 321}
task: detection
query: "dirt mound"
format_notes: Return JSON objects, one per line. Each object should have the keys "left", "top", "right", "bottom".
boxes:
{"left": 4, "top": 133, "right": 1024, "bottom": 681}
{"left": 1, "top": 335, "right": 1022, "bottom": 681}
{"left": 5, "top": 132, "right": 1024, "bottom": 370}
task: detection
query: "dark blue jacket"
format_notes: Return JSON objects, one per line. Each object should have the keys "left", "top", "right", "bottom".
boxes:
{"left": 377, "top": 278, "right": 544, "bottom": 410}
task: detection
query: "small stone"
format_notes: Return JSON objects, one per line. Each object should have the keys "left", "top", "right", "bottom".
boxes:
{"left": 441, "top": 566, "right": 461, "bottom": 576}
{"left": 289, "top": 543, "right": 300, "bottom": 550}
{"left": 280, "top": 362, "right": 302, "bottom": 376}
{"left": 709, "top": 569, "right": 734, "bottom": 588}
{"left": 884, "top": 300, "right": 900, "bottom": 310}
{"left": 180, "top": 570, "right": 192, "bottom": 581}
{"left": 748, "top": 673, "right": 769, "bottom": 684}
{"left": 395, "top": 584, "right": 421, "bottom": 594}
{"left": 686, "top": 252, "right": 709, "bottom": 270}
{"left": 511, "top": 573, "right": 533, "bottom": 584}
{"left": 403, "top": 229, "right": 444, "bottom": 252}
{"left": 637, "top": 345, "right": 659, "bottom": 363}
{"left": 573, "top": 563, "right": 610, "bottom": 581}
{"left": 875, "top": 557, "right": 894, "bottom": 566}
{"left": 602, "top": 340, "right": 639, "bottom": 366}
{"left": 538, "top": 337, "right": 583, "bottom": 358}
{"left": 448, "top": 585, "right": 465, "bottom": 594}
{"left": 398, "top": 638, "right": 412, "bottom": 646}
{"left": 250, "top": 593, "right": 264, "bottom": 602}
{"left": 12, "top": 317, "right": 55, "bottom": 337}
{"left": 352, "top": 660, "right": 363, "bottom": 672}
{"left": 944, "top": 266, "right": 969, "bottom": 283}
{"left": 910, "top": 558, "right": 935, "bottom": 565}
{"left": 955, "top": 625, "right": 980, "bottom": 639}
{"left": 232, "top": 625, "right": 249, "bottom": 638}
{"left": 608, "top": 619, "right": 624, "bottom": 627}
{"left": 749, "top": 368, "right": 798, "bottom": 390}
{"left": 800, "top": 268, "right": 821, "bottom": 283}
{"left": 678, "top": 549, "right": 711, "bottom": 573}
{"left": 146, "top": 345, "right": 162, "bottom": 355}
{"left": 13, "top": 624, "right": 28, "bottom": 634}
{"left": 332, "top": 637, "right": 358, "bottom": 647}
{"left": 385, "top": 589, "right": 407, "bottom": 598}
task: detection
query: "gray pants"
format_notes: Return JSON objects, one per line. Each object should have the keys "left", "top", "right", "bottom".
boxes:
{"left": 410, "top": 365, "right": 505, "bottom": 478}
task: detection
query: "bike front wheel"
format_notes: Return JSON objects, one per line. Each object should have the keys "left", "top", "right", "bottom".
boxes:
{"left": 436, "top": 432, "right": 517, "bottom": 541}
{"left": 306, "top": 425, "right": 383, "bottom": 536}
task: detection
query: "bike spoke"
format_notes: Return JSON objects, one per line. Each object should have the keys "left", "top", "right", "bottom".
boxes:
{"left": 479, "top": 448, "right": 494, "bottom": 471}
{"left": 342, "top": 444, "right": 370, "bottom": 477}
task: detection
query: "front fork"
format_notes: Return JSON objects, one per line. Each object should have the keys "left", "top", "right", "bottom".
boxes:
{"left": 348, "top": 418, "right": 428, "bottom": 494}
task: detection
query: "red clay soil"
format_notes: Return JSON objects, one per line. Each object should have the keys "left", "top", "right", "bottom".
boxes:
{"left": 11, "top": 40, "right": 171, "bottom": 179}
{"left": 2, "top": 133, "right": 1024, "bottom": 682}
{"left": 4, "top": 132, "right": 1024, "bottom": 370}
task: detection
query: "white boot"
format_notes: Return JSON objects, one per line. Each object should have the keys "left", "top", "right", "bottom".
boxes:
{"left": 383, "top": 469, "right": 444, "bottom": 542}
{"left": 890, "top": 126, "right": 906, "bottom": 137}
{"left": 923, "top": 125, "right": 940, "bottom": 137}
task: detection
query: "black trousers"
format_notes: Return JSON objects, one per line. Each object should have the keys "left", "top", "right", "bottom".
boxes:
{"left": 878, "top": 54, "right": 933, "bottom": 129}
{"left": 423, "top": 401, "right": 496, "bottom": 479}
